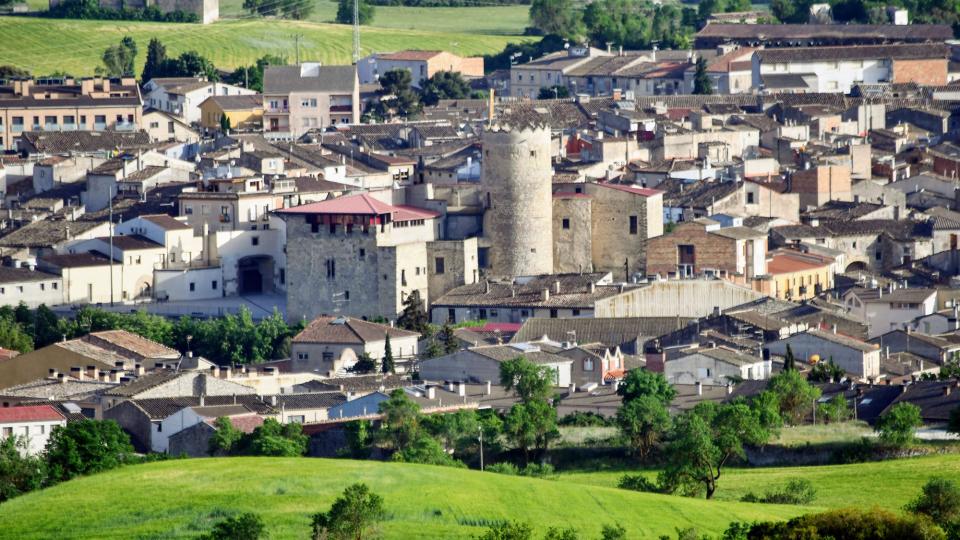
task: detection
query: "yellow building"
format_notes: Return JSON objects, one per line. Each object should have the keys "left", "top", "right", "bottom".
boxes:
{"left": 199, "top": 94, "right": 263, "bottom": 131}
{"left": 761, "top": 249, "right": 835, "bottom": 301}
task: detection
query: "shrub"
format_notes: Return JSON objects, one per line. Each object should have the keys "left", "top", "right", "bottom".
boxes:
{"left": 906, "top": 478, "right": 960, "bottom": 524}
{"left": 740, "top": 478, "right": 816, "bottom": 505}
{"left": 201, "top": 512, "right": 265, "bottom": 540}
{"left": 519, "top": 462, "right": 555, "bottom": 478}
{"left": 485, "top": 462, "right": 520, "bottom": 475}
{"left": 875, "top": 402, "right": 922, "bottom": 447}
{"left": 733, "top": 507, "right": 946, "bottom": 540}
{"left": 617, "top": 474, "right": 661, "bottom": 493}
{"left": 558, "top": 411, "right": 612, "bottom": 427}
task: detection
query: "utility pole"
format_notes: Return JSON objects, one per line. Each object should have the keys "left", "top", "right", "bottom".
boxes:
{"left": 352, "top": 0, "right": 360, "bottom": 64}
{"left": 292, "top": 33, "right": 303, "bottom": 65}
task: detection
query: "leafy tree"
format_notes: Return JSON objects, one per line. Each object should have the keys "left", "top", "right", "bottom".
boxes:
{"left": 875, "top": 402, "right": 922, "bottom": 447}
{"left": 599, "top": 525, "right": 627, "bottom": 540}
{"left": 351, "top": 353, "right": 378, "bottom": 374}
{"left": 280, "top": 0, "right": 315, "bottom": 19}
{"left": 202, "top": 513, "right": 265, "bottom": 540}
{"left": 437, "top": 322, "right": 458, "bottom": 355}
{"left": 741, "top": 478, "right": 817, "bottom": 505}
{"left": 0, "top": 313, "right": 34, "bottom": 353}
{"left": 906, "top": 478, "right": 960, "bottom": 525}
{"left": 219, "top": 113, "right": 231, "bottom": 132}
{"left": 378, "top": 389, "right": 421, "bottom": 452}
{"left": 543, "top": 527, "right": 579, "bottom": 540}
{"left": 396, "top": 290, "right": 429, "bottom": 335}
{"left": 375, "top": 69, "right": 421, "bottom": 119}
{"left": 225, "top": 54, "right": 287, "bottom": 92}
{"left": 336, "top": 0, "right": 374, "bottom": 24}
{"left": 818, "top": 394, "right": 851, "bottom": 424}
{"left": 616, "top": 395, "right": 670, "bottom": 459}
{"left": 504, "top": 398, "right": 558, "bottom": 464}
{"left": 246, "top": 418, "right": 308, "bottom": 456}
{"left": 382, "top": 334, "right": 395, "bottom": 374}
{"left": 529, "top": 0, "right": 582, "bottom": 38}
{"left": 537, "top": 85, "right": 569, "bottom": 99}
{"left": 340, "top": 420, "right": 373, "bottom": 459}
{"left": 659, "top": 402, "right": 771, "bottom": 499}
{"left": 808, "top": 359, "right": 845, "bottom": 383}
{"left": 208, "top": 416, "right": 243, "bottom": 456}
{"left": 478, "top": 521, "right": 533, "bottom": 540}
{"left": 391, "top": 434, "right": 464, "bottom": 467}
{"left": 500, "top": 356, "right": 554, "bottom": 402}
{"left": 0, "top": 436, "right": 45, "bottom": 503}
{"left": 692, "top": 56, "right": 712, "bottom": 95}
{"left": 101, "top": 36, "right": 137, "bottom": 78}
{"left": 617, "top": 369, "right": 676, "bottom": 406}
{"left": 0, "top": 65, "right": 30, "bottom": 80}
{"left": 767, "top": 369, "right": 821, "bottom": 425}
{"left": 141, "top": 37, "right": 167, "bottom": 82}
{"left": 734, "top": 507, "right": 946, "bottom": 540}
{"left": 311, "top": 483, "right": 386, "bottom": 540}
{"left": 33, "top": 305, "right": 63, "bottom": 348}
{"left": 45, "top": 419, "right": 134, "bottom": 482}
{"left": 420, "top": 71, "right": 472, "bottom": 106}
{"left": 422, "top": 409, "right": 479, "bottom": 455}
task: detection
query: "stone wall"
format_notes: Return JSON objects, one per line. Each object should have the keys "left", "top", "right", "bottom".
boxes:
{"left": 552, "top": 196, "right": 593, "bottom": 274}
{"left": 585, "top": 184, "right": 654, "bottom": 280}
{"left": 790, "top": 165, "right": 852, "bottom": 209}
{"left": 646, "top": 222, "right": 737, "bottom": 277}
{"left": 103, "top": 401, "right": 153, "bottom": 452}
{"left": 427, "top": 238, "right": 478, "bottom": 303}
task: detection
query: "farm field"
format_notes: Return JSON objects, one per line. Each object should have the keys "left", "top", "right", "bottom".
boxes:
{"left": 0, "top": 457, "right": 804, "bottom": 539}
{"left": 0, "top": 14, "right": 531, "bottom": 77}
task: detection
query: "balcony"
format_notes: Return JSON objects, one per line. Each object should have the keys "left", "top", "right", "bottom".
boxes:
{"left": 61, "top": 123, "right": 78, "bottom": 131}
{"left": 11, "top": 125, "right": 23, "bottom": 133}
{"left": 115, "top": 121, "right": 136, "bottom": 132}
{"left": 94, "top": 122, "right": 107, "bottom": 131}
{"left": 44, "top": 123, "right": 58, "bottom": 131}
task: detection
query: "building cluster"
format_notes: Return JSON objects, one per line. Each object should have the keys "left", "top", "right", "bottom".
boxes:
{"left": 9, "top": 20, "right": 960, "bottom": 453}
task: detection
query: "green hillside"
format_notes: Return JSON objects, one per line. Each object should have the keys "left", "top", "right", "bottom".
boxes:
{"left": 0, "top": 16, "right": 531, "bottom": 77}
{"left": 0, "top": 457, "right": 802, "bottom": 539}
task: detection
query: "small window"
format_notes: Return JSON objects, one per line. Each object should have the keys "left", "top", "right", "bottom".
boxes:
{"left": 583, "top": 358, "right": 595, "bottom": 371}
{"left": 435, "top": 257, "right": 445, "bottom": 274}
{"left": 629, "top": 215, "right": 638, "bottom": 235}
{"left": 251, "top": 236, "right": 259, "bottom": 246}
{"left": 212, "top": 280, "right": 218, "bottom": 290}
{"left": 189, "top": 282, "right": 196, "bottom": 292}
{"left": 359, "top": 248, "right": 365, "bottom": 259}
{"left": 550, "top": 309, "right": 558, "bottom": 318}
{"left": 297, "top": 352, "right": 308, "bottom": 360}
{"left": 344, "top": 290, "right": 350, "bottom": 300}
{"left": 562, "top": 218, "right": 570, "bottom": 229}
{"left": 572, "top": 309, "right": 581, "bottom": 316}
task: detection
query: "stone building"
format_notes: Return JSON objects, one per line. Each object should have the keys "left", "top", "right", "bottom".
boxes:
{"left": 584, "top": 182, "right": 663, "bottom": 279}
{"left": 481, "top": 114, "right": 554, "bottom": 278}
{"left": 279, "top": 193, "right": 441, "bottom": 321}
{"left": 290, "top": 316, "right": 420, "bottom": 375}
{"left": 646, "top": 220, "right": 767, "bottom": 282}
{"left": 790, "top": 164, "right": 852, "bottom": 209}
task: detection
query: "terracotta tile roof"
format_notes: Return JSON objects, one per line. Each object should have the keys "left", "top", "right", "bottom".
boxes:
{"left": 40, "top": 253, "right": 112, "bottom": 268}
{"left": 203, "top": 94, "right": 263, "bottom": 111}
{"left": 757, "top": 43, "right": 949, "bottom": 64}
{"left": 378, "top": 50, "right": 443, "bottom": 61}
{"left": 0, "top": 404, "right": 65, "bottom": 423}
{"left": 202, "top": 413, "right": 264, "bottom": 433}
{"left": 127, "top": 395, "right": 276, "bottom": 419}
{"left": 0, "top": 220, "right": 104, "bottom": 249}
{"left": 278, "top": 193, "right": 439, "bottom": 222}
{"left": 433, "top": 273, "right": 627, "bottom": 309}
{"left": 85, "top": 330, "right": 180, "bottom": 360}
{"left": 293, "top": 316, "right": 420, "bottom": 345}
{"left": 766, "top": 250, "right": 834, "bottom": 274}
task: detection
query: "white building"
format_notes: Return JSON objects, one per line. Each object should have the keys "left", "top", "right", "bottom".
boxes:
{"left": 143, "top": 78, "right": 256, "bottom": 125}
{"left": 0, "top": 404, "right": 66, "bottom": 455}
{"left": 0, "top": 266, "right": 64, "bottom": 307}
{"left": 154, "top": 403, "right": 257, "bottom": 453}
{"left": 843, "top": 287, "right": 938, "bottom": 339}
{"left": 419, "top": 343, "right": 573, "bottom": 388}
{"left": 290, "top": 316, "right": 421, "bottom": 375}
{"left": 764, "top": 329, "right": 881, "bottom": 380}
{"left": 665, "top": 346, "right": 770, "bottom": 386}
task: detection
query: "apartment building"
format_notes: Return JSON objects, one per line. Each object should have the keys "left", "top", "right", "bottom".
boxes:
{"left": 262, "top": 63, "right": 359, "bottom": 140}
{"left": 0, "top": 77, "right": 142, "bottom": 152}
{"left": 358, "top": 50, "right": 484, "bottom": 88}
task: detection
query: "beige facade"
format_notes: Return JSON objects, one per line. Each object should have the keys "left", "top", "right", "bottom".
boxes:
{"left": 359, "top": 51, "right": 484, "bottom": 87}
{"left": 552, "top": 194, "right": 593, "bottom": 274}
{"left": 263, "top": 64, "right": 360, "bottom": 139}
{"left": 585, "top": 183, "right": 663, "bottom": 280}
{"left": 791, "top": 164, "right": 852, "bottom": 209}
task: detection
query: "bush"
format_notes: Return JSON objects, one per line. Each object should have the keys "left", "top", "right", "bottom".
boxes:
{"left": 558, "top": 411, "right": 612, "bottom": 427}
{"left": 486, "top": 462, "right": 520, "bottom": 475}
{"left": 45, "top": 0, "right": 198, "bottom": 22}
{"left": 740, "top": 478, "right": 816, "bottom": 505}
{"left": 731, "top": 507, "right": 946, "bottom": 540}
{"left": 519, "top": 462, "right": 554, "bottom": 478}
{"left": 617, "top": 474, "right": 661, "bottom": 493}
{"left": 202, "top": 512, "right": 266, "bottom": 540}
{"left": 875, "top": 402, "right": 922, "bottom": 447}
{"left": 906, "top": 478, "right": 960, "bottom": 524}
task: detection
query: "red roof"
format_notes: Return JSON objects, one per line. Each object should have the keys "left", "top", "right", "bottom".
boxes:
{"left": 766, "top": 250, "right": 833, "bottom": 274}
{"left": 379, "top": 50, "right": 443, "bottom": 61}
{"left": 0, "top": 405, "right": 65, "bottom": 423}
{"left": 278, "top": 193, "right": 439, "bottom": 222}
{"left": 479, "top": 322, "right": 522, "bottom": 333}
{"left": 596, "top": 183, "right": 663, "bottom": 197}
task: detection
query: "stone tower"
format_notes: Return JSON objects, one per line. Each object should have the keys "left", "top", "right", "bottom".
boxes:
{"left": 482, "top": 113, "right": 553, "bottom": 278}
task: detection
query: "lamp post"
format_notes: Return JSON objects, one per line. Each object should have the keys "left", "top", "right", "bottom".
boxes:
{"left": 478, "top": 425, "right": 484, "bottom": 471}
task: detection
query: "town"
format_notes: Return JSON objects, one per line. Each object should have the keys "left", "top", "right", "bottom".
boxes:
{"left": 4, "top": 0, "right": 960, "bottom": 538}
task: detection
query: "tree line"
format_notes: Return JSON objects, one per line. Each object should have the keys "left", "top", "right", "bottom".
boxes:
{"left": 42, "top": 0, "right": 198, "bottom": 22}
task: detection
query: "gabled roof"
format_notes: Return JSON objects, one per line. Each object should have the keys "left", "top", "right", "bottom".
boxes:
{"left": 513, "top": 317, "right": 693, "bottom": 347}
{"left": 264, "top": 65, "right": 357, "bottom": 94}
{"left": 757, "top": 43, "right": 949, "bottom": 64}
{"left": 141, "top": 214, "right": 191, "bottom": 231}
{"left": 378, "top": 50, "right": 443, "bottom": 61}
{"left": 277, "top": 193, "right": 438, "bottom": 222}
{"left": 0, "top": 404, "right": 65, "bottom": 423}
{"left": 680, "top": 346, "right": 763, "bottom": 367}
{"left": 790, "top": 329, "right": 879, "bottom": 353}
{"left": 292, "top": 316, "right": 420, "bottom": 345}
{"left": 202, "top": 94, "right": 263, "bottom": 111}
{"left": 695, "top": 23, "right": 953, "bottom": 41}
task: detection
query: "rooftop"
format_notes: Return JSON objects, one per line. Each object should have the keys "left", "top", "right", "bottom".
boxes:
{"left": 277, "top": 193, "right": 438, "bottom": 222}
{"left": 0, "top": 404, "right": 65, "bottom": 423}
{"left": 293, "top": 316, "right": 420, "bottom": 345}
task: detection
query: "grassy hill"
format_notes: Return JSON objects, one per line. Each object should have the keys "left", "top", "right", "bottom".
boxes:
{"left": 0, "top": 15, "right": 531, "bottom": 77}
{"left": 0, "top": 457, "right": 803, "bottom": 539}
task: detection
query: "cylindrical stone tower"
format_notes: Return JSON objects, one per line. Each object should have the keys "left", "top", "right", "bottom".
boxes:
{"left": 482, "top": 113, "right": 553, "bottom": 278}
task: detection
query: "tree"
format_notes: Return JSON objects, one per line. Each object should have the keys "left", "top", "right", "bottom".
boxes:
{"left": 504, "top": 399, "right": 558, "bottom": 464}
{"left": 875, "top": 402, "right": 922, "bottom": 447}
{"left": 101, "top": 36, "right": 137, "bottom": 78}
{"left": 141, "top": 38, "right": 167, "bottom": 82}
{"left": 208, "top": 417, "right": 243, "bottom": 456}
{"left": 437, "top": 322, "right": 458, "bottom": 355}
{"left": 529, "top": 0, "right": 582, "bottom": 38}
{"left": 351, "top": 353, "right": 377, "bottom": 374}
{"left": 0, "top": 314, "right": 34, "bottom": 353}
{"left": 616, "top": 395, "right": 670, "bottom": 458}
{"left": 219, "top": 113, "right": 231, "bottom": 132}
{"left": 500, "top": 356, "right": 554, "bottom": 402}
{"left": 818, "top": 394, "right": 851, "bottom": 424}
{"left": 391, "top": 434, "right": 464, "bottom": 467}
{"left": 0, "top": 436, "right": 45, "bottom": 503}
{"left": 692, "top": 56, "right": 712, "bottom": 95}
{"left": 599, "top": 525, "right": 627, "bottom": 540}
{"left": 478, "top": 521, "right": 533, "bottom": 540}
{"left": 225, "top": 54, "right": 287, "bottom": 93}
{"left": 202, "top": 513, "right": 265, "bottom": 540}
{"left": 45, "top": 419, "right": 134, "bottom": 482}
{"left": 767, "top": 369, "right": 821, "bottom": 425}
{"left": 377, "top": 69, "right": 421, "bottom": 119}
{"left": 382, "top": 334, "right": 395, "bottom": 374}
{"left": 378, "top": 389, "right": 421, "bottom": 452}
{"left": 246, "top": 418, "right": 308, "bottom": 456}
{"left": 396, "top": 290, "right": 429, "bottom": 335}
{"left": 543, "top": 527, "right": 579, "bottom": 540}
{"left": 0, "top": 65, "right": 30, "bottom": 79}
{"left": 808, "top": 359, "right": 845, "bottom": 383}
{"left": 420, "top": 71, "right": 472, "bottom": 106}
{"left": 34, "top": 305, "right": 63, "bottom": 348}
{"left": 783, "top": 344, "right": 796, "bottom": 372}
{"left": 537, "top": 85, "right": 569, "bottom": 99}
{"left": 907, "top": 478, "right": 960, "bottom": 525}
{"left": 311, "top": 483, "right": 386, "bottom": 540}
{"left": 280, "top": 0, "right": 315, "bottom": 20}
{"left": 617, "top": 369, "right": 676, "bottom": 406}
{"left": 336, "top": 0, "right": 374, "bottom": 24}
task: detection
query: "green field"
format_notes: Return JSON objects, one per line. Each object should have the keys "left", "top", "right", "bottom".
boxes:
{"left": 0, "top": 457, "right": 805, "bottom": 539}
{"left": 0, "top": 12, "right": 531, "bottom": 77}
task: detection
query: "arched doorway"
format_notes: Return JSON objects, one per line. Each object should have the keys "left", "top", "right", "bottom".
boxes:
{"left": 237, "top": 256, "right": 274, "bottom": 295}
{"left": 845, "top": 260, "right": 868, "bottom": 273}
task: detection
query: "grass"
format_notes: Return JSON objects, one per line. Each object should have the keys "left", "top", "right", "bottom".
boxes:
{"left": 0, "top": 13, "right": 532, "bottom": 76}
{"left": 0, "top": 457, "right": 803, "bottom": 539}
{"left": 557, "top": 453, "right": 960, "bottom": 512}
{"left": 771, "top": 422, "right": 874, "bottom": 447}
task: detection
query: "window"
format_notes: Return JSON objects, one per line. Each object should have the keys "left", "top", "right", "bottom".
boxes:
{"left": 168, "top": 121, "right": 175, "bottom": 134}
{"left": 157, "top": 423, "right": 162, "bottom": 433}
{"left": 572, "top": 309, "right": 580, "bottom": 316}
{"left": 189, "top": 282, "right": 195, "bottom": 292}
{"left": 550, "top": 309, "right": 558, "bottom": 318}
{"left": 325, "top": 258, "right": 336, "bottom": 279}
{"left": 322, "top": 352, "right": 334, "bottom": 364}
{"left": 448, "top": 308, "right": 456, "bottom": 323}
{"left": 212, "top": 280, "right": 218, "bottom": 290}
{"left": 280, "top": 268, "right": 285, "bottom": 284}
{"left": 40, "top": 283, "right": 44, "bottom": 291}
{"left": 149, "top": 121, "right": 160, "bottom": 129}
{"left": 52, "top": 283, "right": 58, "bottom": 290}
{"left": 1, "top": 427, "right": 10, "bottom": 437}
{"left": 358, "top": 248, "right": 365, "bottom": 259}
{"left": 746, "top": 192, "right": 755, "bottom": 204}
{"left": 297, "top": 352, "right": 309, "bottom": 360}
{"left": 251, "top": 236, "right": 259, "bottom": 246}
{"left": 344, "top": 290, "right": 350, "bottom": 300}
{"left": 583, "top": 358, "right": 595, "bottom": 371}
{"left": 629, "top": 215, "right": 638, "bottom": 235}
{"left": 288, "top": 415, "right": 305, "bottom": 424}
{"left": 435, "top": 257, "right": 445, "bottom": 274}
{"left": 562, "top": 218, "right": 570, "bottom": 229}
{"left": 479, "top": 308, "right": 487, "bottom": 319}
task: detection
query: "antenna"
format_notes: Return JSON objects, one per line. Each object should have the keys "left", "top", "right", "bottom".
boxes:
{"left": 352, "top": 0, "right": 361, "bottom": 64}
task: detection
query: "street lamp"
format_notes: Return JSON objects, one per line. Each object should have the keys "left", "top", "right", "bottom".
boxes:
{"left": 478, "top": 425, "right": 484, "bottom": 471}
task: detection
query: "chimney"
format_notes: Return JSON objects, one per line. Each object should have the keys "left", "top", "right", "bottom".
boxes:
{"left": 221, "top": 366, "right": 232, "bottom": 379}
{"left": 134, "top": 364, "right": 144, "bottom": 376}
{"left": 48, "top": 368, "right": 58, "bottom": 379}
{"left": 70, "top": 366, "right": 84, "bottom": 381}
{"left": 271, "top": 395, "right": 278, "bottom": 406}
{"left": 447, "top": 381, "right": 455, "bottom": 392}
{"left": 114, "top": 361, "right": 125, "bottom": 370}
{"left": 726, "top": 384, "right": 733, "bottom": 395}
{"left": 87, "top": 365, "right": 99, "bottom": 380}
{"left": 554, "top": 280, "right": 561, "bottom": 294}
{"left": 901, "top": 383, "right": 909, "bottom": 394}
{"left": 945, "top": 385, "right": 952, "bottom": 397}
{"left": 57, "top": 373, "right": 66, "bottom": 384}
{"left": 199, "top": 394, "right": 205, "bottom": 407}
{"left": 541, "top": 288, "right": 550, "bottom": 301}
{"left": 485, "top": 380, "right": 492, "bottom": 395}
{"left": 457, "top": 382, "right": 466, "bottom": 397}
{"left": 589, "top": 282, "right": 596, "bottom": 294}
{"left": 568, "top": 383, "right": 576, "bottom": 394}
{"left": 832, "top": 324, "right": 838, "bottom": 334}
{"left": 101, "top": 78, "right": 110, "bottom": 93}
{"left": 110, "top": 369, "right": 122, "bottom": 383}
{"left": 210, "top": 365, "right": 220, "bottom": 378}
{"left": 346, "top": 391, "right": 355, "bottom": 401}
{"left": 695, "top": 381, "right": 703, "bottom": 396}
{"left": 264, "top": 367, "right": 278, "bottom": 377}
{"left": 426, "top": 386, "right": 436, "bottom": 399}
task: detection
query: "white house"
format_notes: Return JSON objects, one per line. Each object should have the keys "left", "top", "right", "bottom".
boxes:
{"left": 289, "top": 316, "right": 421, "bottom": 376}
{"left": 154, "top": 403, "right": 257, "bottom": 453}
{"left": 764, "top": 329, "right": 881, "bottom": 380}
{"left": 665, "top": 346, "right": 770, "bottom": 386}
{"left": 143, "top": 78, "right": 257, "bottom": 125}
{"left": 843, "top": 287, "right": 938, "bottom": 338}
{"left": 0, "top": 405, "right": 66, "bottom": 455}
{"left": 419, "top": 342, "right": 573, "bottom": 388}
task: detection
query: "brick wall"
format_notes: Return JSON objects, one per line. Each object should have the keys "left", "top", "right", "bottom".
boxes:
{"left": 892, "top": 58, "right": 947, "bottom": 86}
{"left": 645, "top": 223, "right": 737, "bottom": 276}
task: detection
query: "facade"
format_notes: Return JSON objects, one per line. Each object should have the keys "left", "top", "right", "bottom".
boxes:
{"left": 199, "top": 95, "right": 264, "bottom": 132}
{"left": 646, "top": 221, "right": 767, "bottom": 282}
{"left": 695, "top": 23, "right": 953, "bottom": 49}
{"left": 289, "top": 316, "right": 420, "bottom": 375}
{"left": 843, "top": 287, "right": 938, "bottom": 338}
{"left": 0, "top": 77, "right": 142, "bottom": 152}
{"left": 0, "top": 405, "right": 66, "bottom": 455}
{"left": 419, "top": 343, "right": 573, "bottom": 387}
{"left": 0, "top": 266, "right": 63, "bottom": 307}
{"left": 760, "top": 249, "right": 835, "bottom": 301}
{"left": 358, "top": 50, "right": 484, "bottom": 88}
{"left": 509, "top": 46, "right": 609, "bottom": 99}
{"left": 664, "top": 347, "right": 770, "bottom": 386}
{"left": 279, "top": 193, "right": 439, "bottom": 321}
{"left": 142, "top": 78, "right": 255, "bottom": 124}
{"left": 790, "top": 165, "right": 852, "bottom": 209}
{"left": 764, "top": 329, "right": 881, "bottom": 379}
{"left": 142, "top": 109, "right": 199, "bottom": 143}
{"left": 263, "top": 64, "right": 360, "bottom": 139}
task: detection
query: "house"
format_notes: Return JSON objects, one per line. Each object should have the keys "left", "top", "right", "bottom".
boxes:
{"left": 141, "top": 108, "right": 199, "bottom": 143}
{"left": 870, "top": 329, "right": 960, "bottom": 364}
{"left": 419, "top": 342, "right": 573, "bottom": 388}
{"left": 263, "top": 63, "right": 360, "bottom": 139}
{"left": 509, "top": 46, "right": 610, "bottom": 99}
{"left": 0, "top": 405, "right": 66, "bottom": 455}
{"left": 758, "top": 249, "right": 836, "bottom": 301}
{"left": 0, "top": 219, "right": 110, "bottom": 260}
{"left": 684, "top": 47, "right": 756, "bottom": 94}
{"left": 664, "top": 346, "right": 770, "bottom": 386}
{"left": 358, "top": 50, "right": 484, "bottom": 88}
{"left": 790, "top": 164, "right": 852, "bottom": 209}
{"left": 842, "top": 287, "right": 937, "bottom": 338}
{"left": 0, "top": 77, "right": 142, "bottom": 153}
{"left": 752, "top": 44, "right": 949, "bottom": 94}
{"left": 764, "top": 328, "right": 881, "bottom": 379}
{"left": 555, "top": 343, "right": 626, "bottom": 386}
{"left": 142, "top": 78, "right": 255, "bottom": 124}
{"left": 289, "top": 316, "right": 421, "bottom": 375}
{"left": 646, "top": 220, "right": 767, "bottom": 282}
{"left": 512, "top": 316, "right": 694, "bottom": 355}
{"left": 199, "top": 94, "right": 264, "bottom": 132}
{"left": 0, "top": 266, "right": 63, "bottom": 307}
{"left": 168, "top": 412, "right": 264, "bottom": 457}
